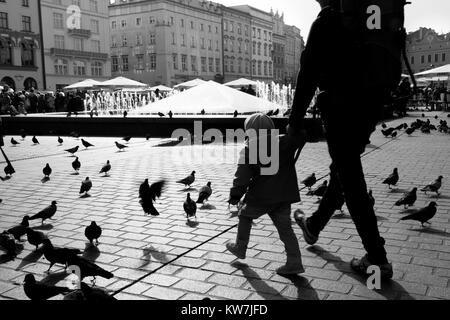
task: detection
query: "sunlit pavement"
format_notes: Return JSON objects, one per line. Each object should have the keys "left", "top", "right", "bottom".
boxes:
{"left": 0, "top": 111, "right": 449, "bottom": 300}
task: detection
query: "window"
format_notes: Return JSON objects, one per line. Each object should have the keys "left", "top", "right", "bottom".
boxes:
{"left": 111, "top": 21, "right": 117, "bottom": 30}
{"left": 443, "top": 53, "right": 446, "bottom": 62}
{"left": 23, "top": 0, "right": 30, "bottom": 7}
{"left": 428, "top": 55, "right": 431, "bottom": 63}
{"left": 54, "top": 59, "right": 68, "bottom": 75}
{"left": 136, "top": 34, "right": 143, "bottom": 46}
{"left": 191, "top": 55, "right": 197, "bottom": 72}
{"left": 201, "top": 38, "right": 205, "bottom": 49}
{"left": 149, "top": 16, "right": 155, "bottom": 24}
{"left": 208, "top": 58, "right": 214, "bottom": 72}
{"left": 190, "top": 21, "right": 194, "bottom": 29}
{"left": 121, "top": 35, "right": 127, "bottom": 47}
{"left": 21, "top": 41, "right": 34, "bottom": 66}
{"left": 136, "top": 54, "right": 144, "bottom": 70}
{"left": 258, "top": 61, "right": 261, "bottom": 75}
{"left": 91, "top": 40, "right": 100, "bottom": 52}
{"left": 112, "top": 56, "right": 119, "bottom": 72}
{"left": 264, "top": 61, "right": 267, "bottom": 76}
{"left": 201, "top": 57, "right": 207, "bottom": 72}
{"left": 171, "top": 32, "right": 176, "bottom": 45}
{"left": 73, "top": 38, "right": 83, "bottom": 51}
{"left": 435, "top": 54, "right": 439, "bottom": 62}
{"left": 208, "top": 39, "right": 212, "bottom": 50}
{"left": 90, "top": 20, "right": 99, "bottom": 34}
{"left": 53, "top": 13, "right": 63, "bottom": 29}
{"left": 121, "top": 55, "right": 129, "bottom": 71}
{"left": 149, "top": 33, "right": 155, "bottom": 45}
{"left": 149, "top": 53, "right": 156, "bottom": 70}
{"left": 91, "top": 61, "right": 103, "bottom": 76}
{"left": 181, "top": 54, "right": 187, "bottom": 71}
{"left": 54, "top": 35, "right": 65, "bottom": 49}
{"left": 111, "top": 36, "right": 117, "bottom": 48}
{"left": 215, "top": 58, "right": 220, "bottom": 73}
{"left": 89, "top": 0, "right": 98, "bottom": 12}
{"left": 136, "top": 17, "right": 142, "bottom": 26}
{"left": 121, "top": 20, "right": 127, "bottom": 28}
{"left": 421, "top": 55, "right": 424, "bottom": 64}
{"left": 73, "top": 61, "right": 86, "bottom": 76}
{"left": 22, "top": 16, "right": 31, "bottom": 32}
{"left": 172, "top": 54, "right": 178, "bottom": 70}
{"left": 224, "top": 59, "right": 228, "bottom": 72}
{"left": 181, "top": 34, "right": 185, "bottom": 46}
{"left": 252, "top": 61, "right": 256, "bottom": 75}
{"left": 0, "top": 12, "right": 8, "bottom": 29}
{"left": 0, "top": 38, "right": 12, "bottom": 65}
{"left": 230, "top": 59, "right": 234, "bottom": 73}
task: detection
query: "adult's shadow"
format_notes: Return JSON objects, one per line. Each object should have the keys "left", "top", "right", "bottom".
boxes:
{"left": 306, "top": 246, "right": 415, "bottom": 300}
{"left": 41, "top": 177, "right": 50, "bottom": 184}
{"left": 33, "top": 224, "right": 53, "bottom": 231}
{"left": 82, "top": 243, "right": 101, "bottom": 262}
{"left": 232, "top": 262, "right": 318, "bottom": 300}
{"left": 409, "top": 227, "right": 450, "bottom": 238}
{"left": 15, "top": 247, "right": 44, "bottom": 270}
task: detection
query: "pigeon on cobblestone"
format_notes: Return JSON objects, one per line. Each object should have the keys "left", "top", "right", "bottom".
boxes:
{"left": 43, "top": 163, "right": 52, "bottom": 178}
{"left": 381, "top": 128, "right": 395, "bottom": 137}
{"left": 405, "top": 127, "right": 415, "bottom": 135}
{"left": 391, "top": 131, "right": 397, "bottom": 138}
{"left": 42, "top": 239, "right": 82, "bottom": 272}
{"left": 20, "top": 129, "right": 26, "bottom": 140}
{"left": 234, "top": 110, "right": 239, "bottom": 118}
{"left": 307, "top": 180, "right": 328, "bottom": 198}
{"left": 72, "top": 157, "right": 81, "bottom": 173}
{"left": 196, "top": 182, "right": 212, "bottom": 204}
{"left": 27, "top": 229, "right": 47, "bottom": 250}
{"left": 382, "top": 168, "right": 399, "bottom": 189}
{"left": 66, "top": 255, "right": 114, "bottom": 281}
{"left": 58, "top": 136, "right": 64, "bottom": 145}
{"left": 421, "top": 176, "right": 443, "bottom": 196}
{"left": 115, "top": 141, "right": 128, "bottom": 151}
{"left": 23, "top": 274, "right": 71, "bottom": 301}
{"left": 0, "top": 231, "right": 17, "bottom": 257}
{"left": 400, "top": 202, "right": 437, "bottom": 227}
{"left": 381, "top": 123, "right": 387, "bottom": 129}
{"left": 85, "top": 222, "right": 102, "bottom": 246}
{"left": 63, "top": 282, "right": 116, "bottom": 301}
{"left": 169, "top": 111, "right": 173, "bottom": 119}
{"left": 184, "top": 193, "right": 197, "bottom": 221}
{"left": 302, "top": 173, "right": 316, "bottom": 191}
{"left": 7, "top": 216, "right": 30, "bottom": 241}
{"left": 80, "top": 177, "right": 93, "bottom": 196}
{"left": 140, "top": 180, "right": 166, "bottom": 216}
{"left": 81, "top": 139, "right": 94, "bottom": 149}
{"left": 29, "top": 201, "right": 57, "bottom": 225}
{"left": 395, "top": 187, "right": 417, "bottom": 209}
{"left": 158, "top": 112, "right": 165, "bottom": 118}
{"left": 11, "top": 138, "right": 20, "bottom": 146}
{"left": 65, "top": 146, "right": 79, "bottom": 155}
{"left": 99, "top": 160, "right": 111, "bottom": 176}
{"left": 32, "top": 136, "right": 40, "bottom": 144}
{"left": 177, "top": 171, "right": 196, "bottom": 188}
{"left": 4, "top": 162, "right": 15, "bottom": 177}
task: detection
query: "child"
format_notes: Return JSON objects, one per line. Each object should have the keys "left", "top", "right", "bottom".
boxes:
{"left": 226, "top": 113, "right": 306, "bottom": 275}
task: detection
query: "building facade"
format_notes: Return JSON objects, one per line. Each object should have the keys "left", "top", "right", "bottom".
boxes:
{"left": 404, "top": 28, "right": 450, "bottom": 74}
{"left": 40, "top": 0, "right": 111, "bottom": 91}
{"left": 0, "top": 0, "right": 45, "bottom": 91}
{"left": 284, "top": 24, "right": 303, "bottom": 86}
{"left": 109, "top": 0, "right": 224, "bottom": 87}
{"left": 272, "top": 11, "right": 285, "bottom": 85}
{"left": 221, "top": 5, "right": 252, "bottom": 83}
{"left": 231, "top": 5, "right": 274, "bottom": 82}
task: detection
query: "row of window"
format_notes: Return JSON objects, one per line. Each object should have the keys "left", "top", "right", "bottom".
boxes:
{"left": 112, "top": 17, "right": 220, "bottom": 34}
{"left": 0, "top": 12, "right": 32, "bottom": 32}
{"left": 54, "top": 35, "right": 101, "bottom": 52}
{"left": 0, "top": 39, "right": 35, "bottom": 66}
{"left": 54, "top": 59, "right": 103, "bottom": 76}
{"left": 52, "top": 0, "right": 99, "bottom": 13}
{"left": 0, "top": 0, "right": 30, "bottom": 7}
{"left": 225, "top": 60, "right": 273, "bottom": 77}
{"left": 410, "top": 53, "right": 447, "bottom": 64}
{"left": 223, "top": 20, "right": 249, "bottom": 37}
{"left": 53, "top": 12, "right": 100, "bottom": 33}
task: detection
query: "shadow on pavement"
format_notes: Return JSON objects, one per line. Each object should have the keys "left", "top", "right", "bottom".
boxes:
{"left": 306, "top": 246, "right": 416, "bottom": 300}
{"left": 186, "top": 220, "right": 200, "bottom": 228}
{"left": 141, "top": 246, "right": 170, "bottom": 269}
{"left": 83, "top": 243, "right": 100, "bottom": 262}
{"left": 15, "top": 247, "right": 44, "bottom": 270}
{"left": 199, "top": 204, "right": 216, "bottom": 210}
{"left": 409, "top": 227, "right": 450, "bottom": 237}
{"left": 33, "top": 224, "right": 53, "bottom": 231}
{"left": 41, "top": 271, "right": 69, "bottom": 286}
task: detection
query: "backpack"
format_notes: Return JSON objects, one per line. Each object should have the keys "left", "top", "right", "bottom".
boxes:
{"left": 337, "top": 0, "right": 415, "bottom": 103}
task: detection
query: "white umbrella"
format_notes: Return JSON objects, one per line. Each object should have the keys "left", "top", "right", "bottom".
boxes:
{"left": 150, "top": 85, "right": 173, "bottom": 92}
{"left": 224, "top": 78, "right": 257, "bottom": 87}
{"left": 173, "top": 78, "right": 206, "bottom": 90}
{"left": 64, "top": 79, "right": 103, "bottom": 90}
{"left": 415, "top": 64, "right": 450, "bottom": 77}
{"left": 98, "top": 76, "right": 148, "bottom": 88}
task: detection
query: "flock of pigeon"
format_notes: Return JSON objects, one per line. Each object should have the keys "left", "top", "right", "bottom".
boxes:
{"left": 0, "top": 132, "right": 215, "bottom": 300}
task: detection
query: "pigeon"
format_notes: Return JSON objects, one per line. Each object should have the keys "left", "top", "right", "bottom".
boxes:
{"left": 140, "top": 180, "right": 166, "bottom": 216}
{"left": 435, "top": 115, "right": 439, "bottom": 120}
{"left": 7, "top": 216, "right": 30, "bottom": 241}
{"left": 283, "top": 109, "right": 292, "bottom": 117}
{"left": 11, "top": 138, "right": 20, "bottom": 146}
{"left": 395, "top": 187, "right": 417, "bottom": 209}
{"left": 381, "top": 123, "right": 387, "bottom": 129}
{"left": 122, "top": 136, "right": 132, "bottom": 143}
{"left": 421, "top": 176, "right": 443, "bottom": 196}
{"left": 72, "top": 157, "right": 81, "bottom": 173}
{"left": 307, "top": 180, "right": 328, "bottom": 198}
{"left": 200, "top": 109, "right": 205, "bottom": 115}
{"left": 58, "top": 136, "right": 64, "bottom": 145}
{"left": 381, "top": 128, "right": 395, "bottom": 137}
{"left": 266, "top": 110, "right": 274, "bottom": 117}
{"left": 99, "top": 160, "right": 111, "bottom": 176}
{"left": 177, "top": 171, "right": 196, "bottom": 188}
{"left": 158, "top": 112, "right": 165, "bottom": 117}
{"left": 42, "top": 239, "right": 82, "bottom": 272}
{"left": 169, "top": 111, "right": 173, "bottom": 119}
{"left": 64, "top": 282, "right": 116, "bottom": 301}
{"left": 382, "top": 168, "right": 399, "bottom": 189}
{"left": 90, "top": 109, "right": 94, "bottom": 118}
{"left": 20, "top": 129, "right": 26, "bottom": 140}
{"left": 196, "top": 182, "right": 212, "bottom": 204}
{"left": 65, "top": 146, "right": 79, "bottom": 155}
{"left": 421, "top": 126, "right": 431, "bottom": 134}
{"left": 273, "top": 109, "right": 280, "bottom": 116}
{"left": 43, "top": 163, "right": 52, "bottom": 178}
{"left": 4, "top": 162, "right": 15, "bottom": 176}
{"left": 85, "top": 222, "right": 102, "bottom": 245}
{"left": 115, "top": 141, "right": 128, "bottom": 151}
{"left": 80, "top": 177, "right": 92, "bottom": 195}
{"left": 0, "top": 231, "right": 16, "bottom": 257}
{"left": 81, "top": 139, "right": 94, "bottom": 149}
{"left": 29, "top": 201, "right": 57, "bottom": 225}
{"left": 405, "top": 127, "right": 415, "bottom": 135}
{"left": 26, "top": 229, "right": 47, "bottom": 250}
{"left": 302, "top": 173, "right": 316, "bottom": 190}
{"left": 32, "top": 136, "right": 40, "bottom": 144}
{"left": 368, "top": 189, "right": 375, "bottom": 208}
{"left": 400, "top": 202, "right": 438, "bottom": 227}
{"left": 391, "top": 131, "right": 397, "bottom": 138}
{"left": 422, "top": 113, "right": 425, "bottom": 118}
{"left": 146, "top": 133, "right": 151, "bottom": 141}
{"left": 66, "top": 255, "right": 114, "bottom": 281}
{"left": 394, "top": 124, "right": 404, "bottom": 131}
{"left": 184, "top": 193, "right": 197, "bottom": 220}
{"left": 23, "top": 274, "right": 71, "bottom": 301}
{"left": 234, "top": 110, "right": 239, "bottom": 118}
{"left": 123, "top": 110, "right": 128, "bottom": 118}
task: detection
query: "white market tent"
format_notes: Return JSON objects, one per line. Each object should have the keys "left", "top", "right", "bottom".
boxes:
{"left": 64, "top": 79, "right": 103, "bottom": 90}
{"left": 173, "top": 78, "right": 206, "bottom": 90}
{"left": 98, "top": 76, "right": 148, "bottom": 89}
{"left": 415, "top": 64, "right": 450, "bottom": 78}
{"left": 224, "top": 78, "right": 257, "bottom": 87}
{"left": 150, "top": 85, "right": 173, "bottom": 92}
{"left": 135, "top": 81, "right": 280, "bottom": 115}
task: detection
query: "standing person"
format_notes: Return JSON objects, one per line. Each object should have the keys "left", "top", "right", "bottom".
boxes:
{"left": 28, "top": 88, "right": 38, "bottom": 113}
{"left": 288, "top": 0, "right": 393, "bottom": 278}
{"left": 226, "top": 113, "right": 307, "bottom": 275}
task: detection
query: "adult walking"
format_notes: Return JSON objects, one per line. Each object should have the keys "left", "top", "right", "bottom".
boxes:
{"left": 288, "top": 0, "right": 394, "bottom": 279}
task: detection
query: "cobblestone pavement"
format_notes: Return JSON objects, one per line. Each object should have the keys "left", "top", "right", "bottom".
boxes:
{"left": 0, "top": 111, "right": 449, "bottom": 300}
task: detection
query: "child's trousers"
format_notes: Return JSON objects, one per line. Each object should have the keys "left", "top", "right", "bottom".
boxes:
{"left": 237, "top": 203, "right": 302, "bottom": 264}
